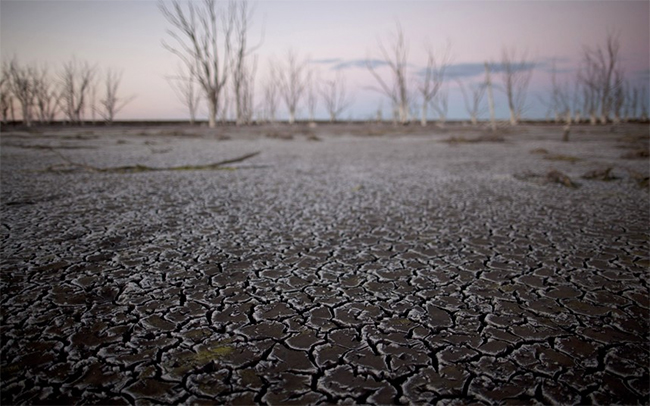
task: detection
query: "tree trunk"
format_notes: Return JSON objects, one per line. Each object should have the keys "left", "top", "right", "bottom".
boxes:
{"left": 509, "top": 109, "right": 517, "bottom": 126}
{"left": 485, "top": 63, "right": 496, "bottom": 132}
{"left": 208, "top": 98, "right": 217, "bottom": 128}
{"left": 420, "top": 103, "right": 427, "bottom": 127}
{"left": 289, "top": 110, "right": 295, "bottom": 125}
{"left": 399, "top": 103, "right": 408, "bottom": 125}
{"left": 438, "top": 114, "right": 446, "bottom": 129}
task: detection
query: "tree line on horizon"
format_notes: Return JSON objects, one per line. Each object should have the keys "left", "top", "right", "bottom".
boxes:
{"left": 0, "top": 57, "right": 135, "bottom": 127}
{"left": 0, "top": 0, "right": 648, "bottom": 128}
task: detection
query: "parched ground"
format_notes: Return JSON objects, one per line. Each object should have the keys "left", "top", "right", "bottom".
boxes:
{"left": 1, "top": 122, "right": 648, "bottom": 405}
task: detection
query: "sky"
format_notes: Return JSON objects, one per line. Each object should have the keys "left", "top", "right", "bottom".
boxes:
{"left": 1, "top": 0, "right": 649, "bottom": 121}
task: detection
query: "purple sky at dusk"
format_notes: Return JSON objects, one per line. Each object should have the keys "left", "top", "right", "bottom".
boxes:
{"left": 1, "top": 0, "right": 648, "bottom": 121}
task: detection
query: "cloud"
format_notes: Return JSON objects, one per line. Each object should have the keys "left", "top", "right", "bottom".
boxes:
{"left": 310, "top": 58, "right": 342, "bottom": 65}
{"left": 315, "top": 56, "right": 551, "bottom": 80}
{"left": 332, "top": 59, "right": 389, "bottom": 70}
{"left": 416, "top": 60, "right": 548, "bottom": 80}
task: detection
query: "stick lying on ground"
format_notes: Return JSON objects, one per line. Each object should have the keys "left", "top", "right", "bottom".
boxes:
{"left": 44, "top": 149, "right": 261, "bottom": 174}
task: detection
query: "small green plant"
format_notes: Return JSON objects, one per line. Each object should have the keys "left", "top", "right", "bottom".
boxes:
{"left": 543, "top": 154, "right": 581, "bottom": 163}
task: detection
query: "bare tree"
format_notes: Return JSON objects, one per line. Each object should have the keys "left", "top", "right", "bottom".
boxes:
{"left": 611, "top": 69, "right": 625, "bottom": 124}
{"left": 167, "top": 63, "right": 202, "bottom": 124}
{"left": 367, "top": 21, "right": 410, "bottom": 125}
{"left": 500, "top": 47, "right": 534, "bottom": 125}
{"left": 418, "top": 41, "right": 451, "bottom": 126}
{"left": 97, "top": 68, "right": 136, "bottom": 124}
{"left": 261, "top": 70, "right": 279, "bottom": 123}
{"left": 7, "top": 58, "right": 36, "bottom": 126}
{"left": 306, "top": 69, "right": 319, "bottom": 123}
{"left": 578, "top": 61, "right": 600, "bottom": 125}
{"left": 275, "top": 49, "right": 309, "bottom": 124}
{"left": 431, "top": 87, "right": 448, "bottom": 128}
{"left": 238, "top": 55, "right": 257, "bottom": 124}
{"left": 159, "top": 0, "right": 235, "bottom": 128}
{"left": 1, "top": 63, "right": 13, "bottom": 125}
{"left": 458, "top": 80, "right": 486, "bottom": 126}
{"left": 548, "top": 60, "right": 569, "bottom": 123}
{"left": 484, "top": 62, "right": 497, "bottom": 131}
{"left": 580, "top": 31, "right": 623, "bottom": 124}
{"left": 231, "top": 0, "right": 262, "bottom": 126}
{"left": 33, "top": 65, "right": 61, "bottom": 124}
{"left": 59, "top": 58, "right": 96, "bottom": 124}
{"left": 639, "top": 86, "right": 649, "bottom": 121}
{"left": 320, "top": 70, "right": 354, "bottom": 122}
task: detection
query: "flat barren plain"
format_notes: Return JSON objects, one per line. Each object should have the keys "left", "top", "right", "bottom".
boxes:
{"left": 1, "top": 122, "right": 649, "bottom": 405}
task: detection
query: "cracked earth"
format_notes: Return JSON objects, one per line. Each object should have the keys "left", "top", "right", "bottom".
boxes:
{"left": 1, "top": 123, "right": 649, "bottom": 405}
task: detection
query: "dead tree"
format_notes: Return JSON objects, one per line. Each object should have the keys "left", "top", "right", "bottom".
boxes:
{"left": 275, "top": 49, "right": 308, "bottom": 124}
{"left": 484, "top": 62, "right": 497, "bottom": 131}
{"left": 1, "top": 64, "right": 13, "bottom": 125}
{"left": 231, "top": 0, "right": 262, "bottom": 126}
{"left": 261, "top": 70, "right": 279, "bottom": 123}
{"left": 33, "top": 65, "right": 61, "bottom": 124}
{"left": 640, "top": 86, "right": 649, "bottom": 121}
{"left": 97, "top": 68, "right": 136, "bottom": 124}
{"left": 431, "top": 87, "right": 448, "bottom": 128}
{"left": 578, "top": 61, "right": 601, "bottom": 125}
{"left": 320, "top": 70, "right": 354, "bottom": 122}
{"left": 367, "top": 21, "right": 410, "bottom": 125}
{"left": 159, "top": 0, "right": 235, "bottom": 128}
{"left": 548, "top": 60, "right": 569, "bottom": 123}
{"left": 500, "top": 48, "right": 534, "bottom": 125}
{"left": 167, "top": 63, "right": 202, "bottom": 124}
{"left": 306, "top": 69, "right": 319, "bottom": 124}
{"left": 418, "top": 41, "right": 451, "bottom": 126}
{"left": 457, "top": 80, "right": 486, "bottom": 126}
{"left": 7, "top": 58, "right": 36, "bottom": 126}
{"left": 580, "top": 31, "right": 622, "bottom": 124}
{"left": 59, "top": 58, "right": 96, "bottom": 124}
{"left": 239, "top": 55, "right": 257, "bottom": 124}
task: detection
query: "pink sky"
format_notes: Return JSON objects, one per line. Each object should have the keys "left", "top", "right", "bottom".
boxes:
{"left": 1, "top": 0, "right": 648, "bottom": 120}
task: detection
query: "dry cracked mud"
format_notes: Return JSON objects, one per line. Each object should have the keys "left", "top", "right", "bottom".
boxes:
{"left": 1, "top": 123, "right": 649, "bottom": 405}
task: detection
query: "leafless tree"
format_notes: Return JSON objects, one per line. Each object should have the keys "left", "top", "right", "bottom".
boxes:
{"left": 89, "top": 82, "right": 98, "bottom": 124}
{"left": 418, "top": 41, "right": 451, "bottom": 126}
{"left": 431, "top": 87, "right": 448, "bottom": 128}
{"left": 33, "top": 65, "right": 61, "bottom": 124}
{"left": 458, "top": 80, "right": 486, "bottom": 126}
{"left": 97, "top": 68, "right": 136, "bottom": 124}
{"left": 548, "top": 60, "right": 569, "bottom": 123}
{"left": 578, "top": 61, "right": 600, "bottom": 125}
{"left": 320, "top": 70, "right": 354, "bottom": 122}
{"left": 500, "top": 47, "right": 534, "bottom": 125}
{"left": 484, "top": 62, "right": 497, "bottom": 131}
{"left": 168, "top": 63, "right": 202, "bottom": 124}
{"left": 275, "top": 49, "right": 309, "bottom": 124}
{"left": 7, "top": 58, "right": 36, "bottom": 126}
{"left": 639, "top": 86, "right": 649, "bottom": 121}
{"left": 261, "top": 70, "right": 279, "bottom": 123}
{"left": 159, "top": 0, "right": 235, "bottom": 128}
{"left": 238, "top": 55, "right": 257, "bottom": 124}
{"left": 306, "top": 69, "right": 319, "bottom": 123}
{"left": 59, "top": 58, "right": 96, "bottom": 124}
{"left": 611, "top": 70, "right": 625, "bottom": 124}
{"left": 231, "top": 0, "right": 262, "bottom": 126}
{"left": 367, "top": 21, "right": 410, "bottom": 125}
{"left": 1, "top": 64, "right": 13, "bottom": 125}
{"left": 580, "top": 31, "right": 623, "bottom": 124}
